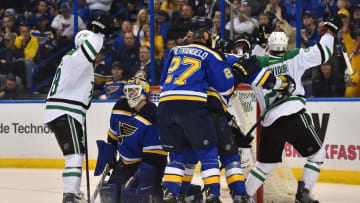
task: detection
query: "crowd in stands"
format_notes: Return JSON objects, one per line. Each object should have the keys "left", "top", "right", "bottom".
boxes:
{"left": 0, "top": 0, "right": 359, "bottom": 100}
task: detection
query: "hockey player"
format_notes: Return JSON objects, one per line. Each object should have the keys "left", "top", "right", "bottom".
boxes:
{"left": 44, "top": 30, "right": 104, "bottom": 203}
{"left": 244, "top": 17, "right": 341, "bottom": 203}
{"left": 95, "top": 77, "right": 167, "bottom": 203}
{"left": 44, "top": 14, "right": 111, "bottom": 203}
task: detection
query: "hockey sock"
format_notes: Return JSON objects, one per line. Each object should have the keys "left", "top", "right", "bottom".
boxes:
{"left": 63, "top": 154, "right": 84, "bottom": 194}
{"left": 180, "top": 155, "right": 198, "bottom": 194}
{"left": 220, "top": 154, "right": 246, "bottom": 195}
{"left": 302, "top": 145, "right": 325, "bottom": 191}
{"left": 197, "top": 146, "right": 220, "bottom": 196}
{"left": 245, "top": 161, "right": 278, "bottom": 196}
{"left": 163, "top": 151, "right": 189, "bottom": 196}
{"left": 302, "top": 161, "right": 322, "bottom": 191}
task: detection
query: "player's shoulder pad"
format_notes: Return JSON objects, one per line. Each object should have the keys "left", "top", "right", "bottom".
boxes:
{"left": 138, "top": 102, "right": 157, "bottom": 124}
{"left": 191, "top": 42, "right": 226, "bottom": 61}
{"left": 113, "top": 98, "right": 131, "bottom": 111}
{"left": 207, "top": 45, "right": 227, "bottom": 61}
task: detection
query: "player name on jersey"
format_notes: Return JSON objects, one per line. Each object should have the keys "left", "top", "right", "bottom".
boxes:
{"left": 173, "top": 47, "right": 209, "bottom": 60}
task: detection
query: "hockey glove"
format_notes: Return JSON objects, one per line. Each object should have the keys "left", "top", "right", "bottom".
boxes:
{"left": 94, "top": 140, "right": 117, "bottom": 176}
{"left": 277, "top": 75, "right": 296, "bottom": 98}
{"left": 232, "top": 55, "right": 260, "bottom": 82}
{"left": 215, "top": 38, "right": 234, "bottom": 53}
{"left": 90, "top": 14, "right": 113, "bottom": 37}
{"left": 231, "top": 125, "right": 253, "bottom": 148}
{"left": 257, "top": 24, "right": 271, "bottom": 47}
{"left": 321, "top": 16, "right": 342, "bottom": 37}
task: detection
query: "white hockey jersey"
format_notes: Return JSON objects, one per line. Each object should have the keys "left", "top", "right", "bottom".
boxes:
{"left": 44, "top": 49, "right": 95, "bottom": 126}
{"left": 252, "top": 33, "right": 334, "bottom": 127}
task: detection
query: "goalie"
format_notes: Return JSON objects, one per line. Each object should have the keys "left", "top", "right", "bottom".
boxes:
{"left": 94, "top": 77, "right": 167, "bottom": 203}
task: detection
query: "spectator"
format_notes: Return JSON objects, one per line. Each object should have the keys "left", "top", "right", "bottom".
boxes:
{"left": 0, "top": 73, "right": 24, "bottom": 100}
{"left": 112, "top": 20, "right": 140, "bottom": 51}
{"left": 87, "top": 0, "right": 113, "bottom": 21}
{"left": 163, "top": 37, "right": 177, "bottom": 61}
{"left": 168, "top": 4, "right": 194, "bottom": 43}
{"left": 0, "top": 32, "right": 25, "bottom": 84}
{"left": 77, "top": 0, "right": 91, "bottom": 25}
{"left": 113, "top": 31, "right": 140, "bottom": 79}
{"left": 312, "top": 63, "right": 345, "bottom": 97}
{"left": 51, "top": 2, "right": 86, "bottom": 48}
{"left": 274, "top": 6, "right": 296, "bottom": 50}
{"left": 130, "top": 46, "right": 162, "bottom": 85}
{"left": 301, "top": 10, "right": 319, "bottom": 47}
{"left": 14, "top": 23, "right": 39, "bottom": 89}
{"left": 31, "top": 15, "right": 56, "bottom": 57}
{"left": 161, "top": 0, "right": 180, "bottom": 17}
{"left": 213, "top": 16, "right": 230, "bottom": 39}
{"left": 247, "top": 0, "right": 268, "bottom": 17}
{"left": 93, "top": 47, "right": 112, "bottom": 97}
{"left": 157, "top": 10, "right": 170, "bottom": 42}
{"left": 154, "top": 0, "right": 161, "bottom": 14}
{"left": 98, "top": 61, "right": 127, "bottom": 100}
{"left": 225, "top": 5, "right": 258, "bottom": 38}
{"left": 141, "top": 23, "right": 164, "bottom": 59}
{"left": 26, "top": 0, "right": 51, "bottom": 28}
{"left": 2, "top": 15, "right": 19, "bottom": 35}
{"left": 133, "top": 9, "right": 150, "bottom": 43}
{"left": 264, "top": 0, "right": 280, "bottom": 19}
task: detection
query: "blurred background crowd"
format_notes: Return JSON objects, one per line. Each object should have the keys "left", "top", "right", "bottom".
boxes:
{"left": 0, "top": 0, "right": 359, "bottom": 100}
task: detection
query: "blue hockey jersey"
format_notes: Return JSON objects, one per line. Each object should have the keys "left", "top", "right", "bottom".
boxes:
{"left": 159, "top": 42, "right": 235, "bottom": 103}
{"left": 107, "top": 99, "right": 167, "bottom": 165}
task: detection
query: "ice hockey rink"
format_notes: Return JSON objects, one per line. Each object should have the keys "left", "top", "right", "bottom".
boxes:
{"left": 1, "top": 168, "right": 359, "bottom": 203}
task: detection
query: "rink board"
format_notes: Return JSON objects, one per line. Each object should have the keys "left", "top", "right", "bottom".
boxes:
{"left": 0, "top": 99, "right": 360, "bottom": 184}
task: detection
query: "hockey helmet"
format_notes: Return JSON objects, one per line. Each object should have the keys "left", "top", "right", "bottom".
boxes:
{"left": 190, "top": 16, "right": 215, "bottom": 38}
{"left": 234, "top": 33, "right": 252, "bottom": 55}
{"left": 123, "top": 77, "right": 150, "bottom": 108}
{"left": 215, "top": 38, "right": 234, "bottom": 53}
{"left": 74, "top": 30, "right": 93, "bottom": 48}
{"left": 267, "top": 31, "right": 288, "bottom": 52}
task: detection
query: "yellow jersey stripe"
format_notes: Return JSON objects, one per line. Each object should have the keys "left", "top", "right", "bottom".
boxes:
{"left": 207, "top": 90, "right": 227, "bottom": 112}
{"left": 183, "top": 175, "right": 193, "bottom": 182}
{"left": 182, "top": 44, "right": 223, "bottom": 61}
{"left": 107, "top": 130, "right": 118, "bottom": 140}
{"left": 122, "top": 159, "right": 142, "bottom": 165}
{"left": 226, "top": 174, "right": 245, "bottom": 184}
{"left": 112, "top": 110, "right": 132, "bottom": 116}
{"left": 203, "top": 176, "right": 220, "bottom": 185}
{"left": 159, "top": 95, "right": 207, "bottom": 103}
{"left": 143, "top": 149, "right": 168, "bottom": 156}
{"left": 164, "top": 174, "right": 183, "bottom": 183}
{"left": 257, "top": 71, "right": 271, "bottom": 87}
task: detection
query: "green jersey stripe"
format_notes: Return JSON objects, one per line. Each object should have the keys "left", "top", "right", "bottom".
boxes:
{"left": 46, "top": 105, "right": 85, "bottom": 116}
{"left": 85, "top": 40, "right": 98, "bottom": 57}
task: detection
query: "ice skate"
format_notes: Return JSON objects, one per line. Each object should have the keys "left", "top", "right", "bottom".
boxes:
{"left": 295, "top": 181, "right": 319, "bottom": 203}
{"left": 62, "top": 193, "right": 82, "bottom": 203}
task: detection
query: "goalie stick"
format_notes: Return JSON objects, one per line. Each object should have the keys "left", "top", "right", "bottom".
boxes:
{"left": 90, "top": 164, "right": 111, "bottom": 203}
{"left": 325, "top": 0, "right": 353, "bottom": 74}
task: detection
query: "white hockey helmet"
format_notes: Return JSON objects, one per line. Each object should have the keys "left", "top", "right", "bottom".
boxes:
{"left": 74, "top": 30, "right": 93, "bottom": 48}
{"left": 123, "top": 77, "right": 150, "bottom": 108}
{"left": 267, "top": 32, "right": 288, "bottom": 52}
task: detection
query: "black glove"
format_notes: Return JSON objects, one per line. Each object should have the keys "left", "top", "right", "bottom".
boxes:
{"left": 322, "top": 15, "right": 342, "bottom": 36}
{"left": 231, "top": 125, "right": 253, "bottom": 148}
{"left": 232, "top": 55, "right": 260, "bottom": 82}
{"left": 215, "top": 38, "right": 234, "bottom": 53}
{"left": 277, "top": 75, "right": 296, "bottom": 97}
{"left": 257, "top": 24, "right": 271, "bottom": 46}
{"left": 90, "top": 14, "right": 113, "bottom": 37}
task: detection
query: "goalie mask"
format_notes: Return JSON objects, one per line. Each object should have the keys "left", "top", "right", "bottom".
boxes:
{"left": 123, "top": 77, "right": 150, "bottom": 108}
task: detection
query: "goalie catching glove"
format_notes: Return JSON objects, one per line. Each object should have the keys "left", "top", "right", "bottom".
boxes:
{"left": 277, "top": 75, "right": 296, "bottom": 98}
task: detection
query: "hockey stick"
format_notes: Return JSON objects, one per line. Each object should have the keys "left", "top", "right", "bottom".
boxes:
{"left": 325, "top": 0, "right": 353, "bottom": 74}
{"left": 207, "top": 0, "right": 217, "bottom": 18}
{"left": 90, "top": 163, "right": 110, "bottom": 203}
{"left": 222, "top": 0, "right": 259, "bottom": 29}
{"left": 84, "top": 118, "right": 91, "bottom": 203}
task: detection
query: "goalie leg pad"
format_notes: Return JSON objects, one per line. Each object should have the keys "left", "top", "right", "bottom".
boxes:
{"left": 94, "top": 140, "right": 116, "bottom": 176}
{"left": 100, "top": 183, "right": 117, "bottom": 203}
